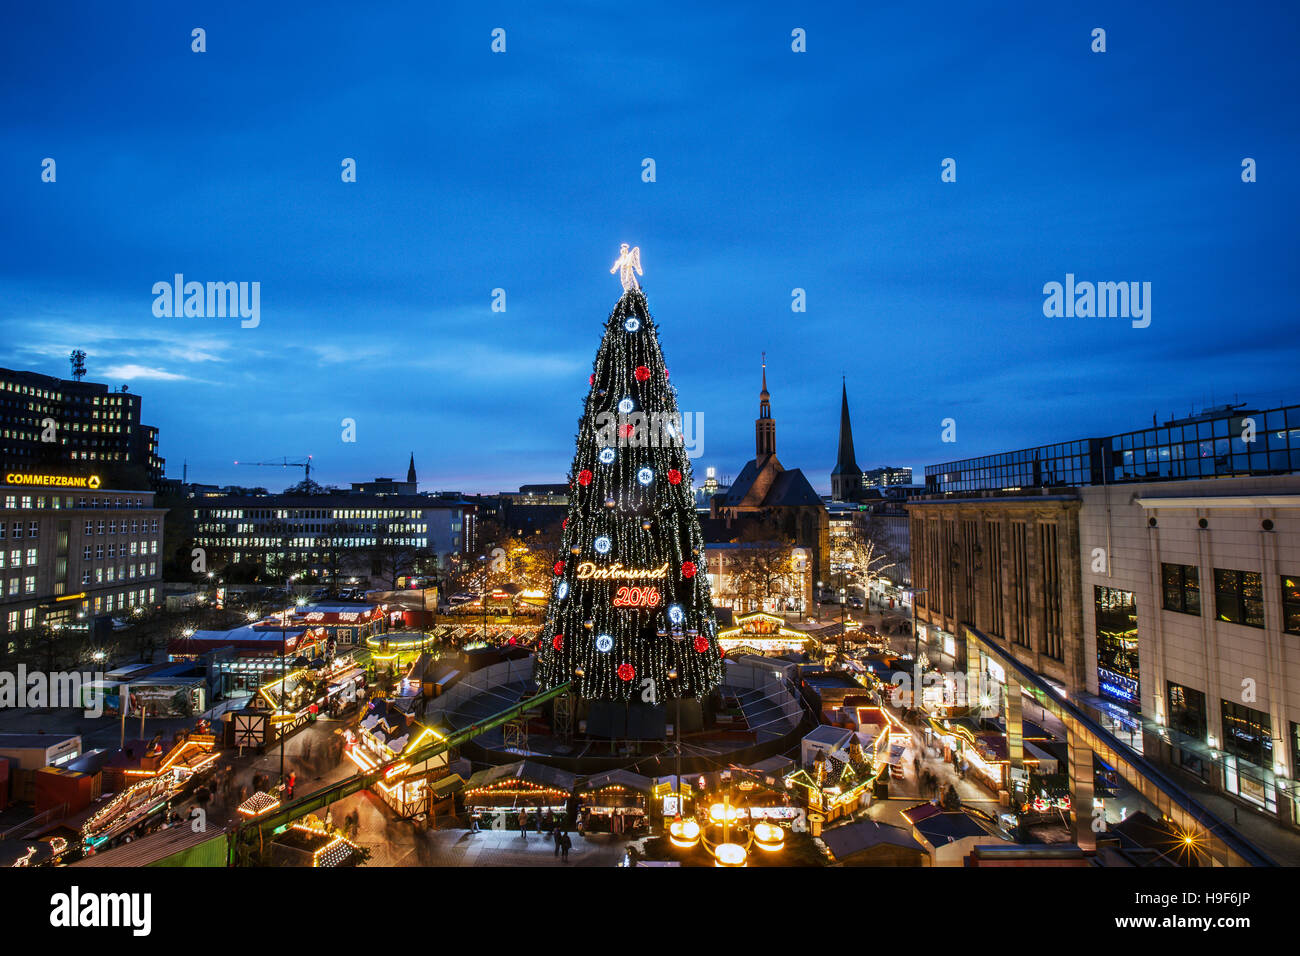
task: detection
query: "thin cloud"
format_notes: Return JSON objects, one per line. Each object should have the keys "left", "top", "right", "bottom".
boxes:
{"left": 100, "top": 364, "right": 188, "bottom": 381}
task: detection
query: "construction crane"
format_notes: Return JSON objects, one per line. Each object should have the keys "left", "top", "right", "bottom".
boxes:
{"left": 233, "top": 455, "right": 314, "bottom": 483}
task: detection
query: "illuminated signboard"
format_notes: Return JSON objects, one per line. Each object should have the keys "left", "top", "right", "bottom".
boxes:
{"left": 1097, "top": 666, "right": 1138, "bottom": 704}
{"left": 5, "top": 473, "right": 101, "bottom": 489}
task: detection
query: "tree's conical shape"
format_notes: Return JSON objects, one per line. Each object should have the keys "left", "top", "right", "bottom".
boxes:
{"left": 535, "top": 288, "right": 723, "bottom": 701}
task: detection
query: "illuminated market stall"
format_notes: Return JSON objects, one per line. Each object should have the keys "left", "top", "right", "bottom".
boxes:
{"left": 346, "top": 698, "right": 462, "bottom": 818}
{"left": 270, "top": 817, "right": 362, "bottom": 868}
{"left": 924, "top": 716, "right": 1060, "bottom": 794}
{"left": 786, "top": 729, "right": 880, "bottom": 823}
{"left": 290, "top": 603, "right": 384, "bottom": 650}
{"left": 82, "top": 734, "right": 219, "bottom": 851}
{"left": 577, "top": 769, "right": 652, "bottom": 834}
{"left": 460, "top": 760, "right": 575, "bottom": 830}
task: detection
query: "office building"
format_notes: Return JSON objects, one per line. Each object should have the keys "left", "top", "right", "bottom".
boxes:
{"left": 863, "top": 466, "right": 913, "bottom": 488}
{"left": 0, "top": 366, "right": 165, "bottom": 488}
{"left": 190, "top": 491, "right": 471, "bottom": 584}
{"left": 0, "top": 473, "right": 165, "bottom": 651}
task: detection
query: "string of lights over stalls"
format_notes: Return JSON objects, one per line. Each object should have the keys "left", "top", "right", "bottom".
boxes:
{"left": 535, "top": 285, "right": 724, "bottom": 701}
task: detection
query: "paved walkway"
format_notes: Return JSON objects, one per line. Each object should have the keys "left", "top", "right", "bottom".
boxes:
{"left": 325, "top": 788, "right": 629, "bottom": 866}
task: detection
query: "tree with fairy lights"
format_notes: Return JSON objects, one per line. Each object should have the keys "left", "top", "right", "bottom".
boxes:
{"left": 534, "top": 247, "right": 723, "bottom": 703}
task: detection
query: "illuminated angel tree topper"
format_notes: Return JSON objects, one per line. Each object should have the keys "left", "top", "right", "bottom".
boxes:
{"left": 535, "top": 256, "right": 723, "bottom": 702}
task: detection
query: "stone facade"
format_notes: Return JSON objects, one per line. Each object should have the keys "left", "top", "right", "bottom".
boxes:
{"left": 907, "top": 494, "right": 1085, "bottom": 692}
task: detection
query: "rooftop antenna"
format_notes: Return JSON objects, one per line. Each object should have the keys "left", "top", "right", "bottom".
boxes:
{"left": 69, "top": 349, "right": 87, "bottom": 381}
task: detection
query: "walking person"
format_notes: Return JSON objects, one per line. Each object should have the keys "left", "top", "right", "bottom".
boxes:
{"left": 518, "top": 808, "right": 528, "bottom": 838}
{"left": 560, "top": 831, "right": 571, "bottom": 862}
{"left": 554, "top": 826, "right": 563, "bottom": 858}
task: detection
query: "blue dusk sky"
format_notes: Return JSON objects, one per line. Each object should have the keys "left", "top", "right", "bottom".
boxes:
{"left": 2, "top": 1, "right": 1297, "bottom": 494}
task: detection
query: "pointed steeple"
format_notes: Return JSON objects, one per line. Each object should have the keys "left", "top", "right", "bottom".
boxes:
{"left": 755, "top": 353, "right": 776, "bottom": 458}
{"left": 407, "top": 452, "right": 417, "bottom": 485}
{"left": 831, "top": 378, "right": 863, "bottom": 501}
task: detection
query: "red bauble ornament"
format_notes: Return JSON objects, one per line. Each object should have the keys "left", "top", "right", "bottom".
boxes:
{"left": 577, "top": 470, "right": 592, "bottom": 486}
{"left": 664, "top": 368, "right": 670, "bottom": 379}
{"left": 634, "top": 365, "right": 650, "bottom": 382}
{"left": 552, "top": 634, "right": 564, "bottom": 651}
{"left": 694, "top": 636, "right": 709, "bottom": 653}
{"left": 562, "top": 518, "right": 568, "bottom": 529}
{"left": 620, "top": 423, "right": 635, "bottom": 439}
{"left": 589, "top": 374, "right": 594, "bottom": 385}
{"left": 667, "top": 469, "right": 682, "bottom": 485}
{"left": 553, "top": 561, "right": 565, "bottom": 576}
{"left": 618, "top": 663, "right": 636, "bottom": 682}
{"left": 681, "top": 561, "right": 697, "bottom": 579}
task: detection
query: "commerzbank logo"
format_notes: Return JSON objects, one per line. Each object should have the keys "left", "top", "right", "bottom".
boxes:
{"left": 5, "top": 473, "right": 100, "bottom": 489}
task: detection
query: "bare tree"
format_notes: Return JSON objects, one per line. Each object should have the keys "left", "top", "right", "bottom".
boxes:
{"left": 722, "top": 519, "right": 797, "bottom": 613}
{"left": 838, "top": 523, "right": 896, "bottom": 598}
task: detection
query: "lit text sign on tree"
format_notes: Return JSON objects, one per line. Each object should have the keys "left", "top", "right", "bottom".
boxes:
{"left": 613, "top": 586, "right": 661, "bottom": 608}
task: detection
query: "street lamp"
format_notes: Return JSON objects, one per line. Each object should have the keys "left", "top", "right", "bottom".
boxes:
{"left": 903, "top": 588, "right": 927, "bottom": 713}
{"left": 478, "top": 554, "right": 488, "bottom": 645}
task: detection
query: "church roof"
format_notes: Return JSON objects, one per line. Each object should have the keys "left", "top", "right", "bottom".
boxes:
{"left": 832, "top": 381, "right": 862, "bottom": 478}
{"left": 719, "top": 460, "right": 823, "bottom": 509}
{"left": 766, "top": 468, "right": 824, "bottom": 507}
{"left": 720, "top": 459, "right": 762, "bottom": 504}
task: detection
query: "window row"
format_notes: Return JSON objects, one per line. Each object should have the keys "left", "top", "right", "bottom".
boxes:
{"left": 1162, "top": 564, "right": 1300, "bottom": 632}
{"left": 0, "top": 549, "right": 39, "bottom": 570}
{"left": 81, "top": 562, "right": 156, "bottom": 585}
{"left": 83, "top": 519, "right": 158, "bottom": 535}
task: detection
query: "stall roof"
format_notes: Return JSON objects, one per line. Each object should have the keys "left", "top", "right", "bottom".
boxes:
{"left": 804, "top": 724, "right": 854, "bottom": 749}
{"left": 463, "top": 760, "right": 577, "bottom": 794}
{"left": 0, "top": 733, "right": 80, "bottom": 751}
{"left": 912, "top": 812, "right": 992, "bottom": 845}
{"left": 580, "top": 769, "right": 653, "bottom": 793}
{"left": 296, "top": 603, "right": 379, "bottom": 615}
{"left": 66, "top": 748, "right": 114, "bottom": 775}
{"left": 72, "top": 825, "right": 228, "bottom": 867}
{"left": 746, "top": 755, "right": 795, "bottom": 776}
{"left": 821, "top": 820, "right": 926, "bottom": 859}
{"left": 901, "top": 802, "right": 941, "bottom": 823}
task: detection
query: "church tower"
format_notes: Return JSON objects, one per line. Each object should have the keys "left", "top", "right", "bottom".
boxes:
{"left": 755, "top": 354, "right": 776, "bottom": 461}
{"left": 831, "top": 378, "right": 863, "bottom": 501}
{"left": 407, "top": 452, "right": 417, "bottom": 485}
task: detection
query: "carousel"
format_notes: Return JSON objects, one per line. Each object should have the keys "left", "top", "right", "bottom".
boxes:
{"left": 716, "top": 611, "right": 818, "bottom": 657}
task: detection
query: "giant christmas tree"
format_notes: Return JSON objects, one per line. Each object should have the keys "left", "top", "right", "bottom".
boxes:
{"left": 534, "top": 247, "right": 724, "bottom": 703}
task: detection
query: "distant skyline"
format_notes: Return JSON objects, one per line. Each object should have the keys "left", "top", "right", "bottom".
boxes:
{"left": 3, "top": 2, "right": 1297, "bottom": 495}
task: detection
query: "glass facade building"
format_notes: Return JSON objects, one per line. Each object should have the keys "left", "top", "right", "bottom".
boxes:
{"left": 925, "top": 403, "right": 1300, "bottom": 494}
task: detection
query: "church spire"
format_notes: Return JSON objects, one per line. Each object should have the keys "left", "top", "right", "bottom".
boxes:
{"left": 831, "top": 378, "right": 863, "bottom": 501}
{"left": 407, "top": 452, "right": 417, "bottom": 485}
{"left": 756, "top": 353, "right": 776, "bottom": 458}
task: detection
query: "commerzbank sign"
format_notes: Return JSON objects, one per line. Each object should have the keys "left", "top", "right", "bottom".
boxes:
{"left": 5, "top": 473, "right": 101, "bottom": 489}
